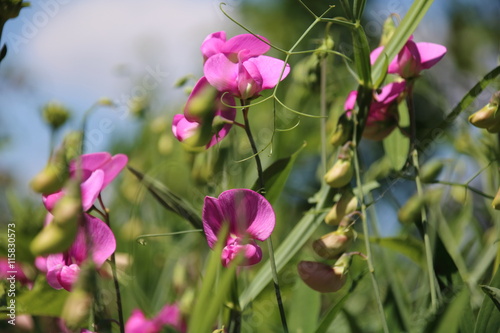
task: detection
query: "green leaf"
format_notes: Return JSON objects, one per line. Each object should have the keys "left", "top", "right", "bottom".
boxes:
{"left": 371, "top": 0, "right": 435, "bottom": 84}
{"left": 475, "top": 268, "right": 500, "bottom": 333}
{"left": 253, "top": 142, "right": 306, "bottom": 205}
{"left": 189, "top": 225, "right": 239, "bottom": 333}
{"left": 314, "top": 273, "right": 364, "bottom": 333}
{"left": 480, "top": 285, "right": 500, "bottom": 313}
{"left": 239, "top": 185, "right": 333, "bottom": 309}
{"left": 15, "top": 276, "right": 69, "bottom": 317}
{"left": 424, "top": 288, "right": 471, "bottom": 333}
{"left": 368, "top": 236, "right": 425, "bottom": 267}
{"left": 383, "top": 101, "right": 410, "bottom": 171}
{"left": 288, "top": 278, "right": 321, "bottom": 332}
{"left": 127, "top": 166, "right": 203, "bottom": 230}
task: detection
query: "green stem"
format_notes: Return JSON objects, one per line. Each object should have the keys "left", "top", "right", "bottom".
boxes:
{"left": 241, "top": 101, "right": 288, "bottom": 333}
{"left": 98, "top": 195, "right": 125, "bottom": 333}
{"left": 412, "top": 151, "right": 438, "bottom": 310}
{"left": 351, "top": 111, "right": 389, "bottom": 333}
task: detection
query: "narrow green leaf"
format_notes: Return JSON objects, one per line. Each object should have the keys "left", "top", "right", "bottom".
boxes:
{"left": 15, "top": 276, "right": 69, "bottom": 317}
{"left": 383, "top": 101, "right": 410, "bottom": 171}
{"left": 368, "top": 236, "right": 425, "bottom": 267}
{"left": 253, "top": 142, "right": 306, "bottom": 205}
{"left": 127, "top": 166, "right": 203, "bottom": 230}
{"left": 239, "top": 185, "right": 333, "bottom": 309}
{"left": 371, "top": 0, "right": 435, "bottom": 84}
{"left": 353, "top": 0, "right": 367, "bottom": 20}
{"left": 480, "top": 285, "right": 500, "bottom": 313}
{"left": 425, "top": 288, "right": 471, "bottom": 333}
{"left": 314, "top": 273, "right": 364, "bottom": 333}
{"left": 475, "top": 267, "right": 500, "bottom": 333}
{"left": 288, "top": 278, "right": 321, "bottom": 332}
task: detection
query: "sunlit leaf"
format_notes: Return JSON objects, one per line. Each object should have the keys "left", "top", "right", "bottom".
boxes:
{"left": 252, "top": 142, "right": 306, "bottom": 204}
{"left": 288, "top": 278, "right": 321, "bottom": 332}
{"left": 424, "top": 287, "right": 471, "bottom": 333}
{"left": 383, "top": 101, "right": 410, "bottom": 171}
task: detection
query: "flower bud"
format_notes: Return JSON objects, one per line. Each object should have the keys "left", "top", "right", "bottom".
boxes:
{"left": 297, "top": 261, "right": 346, "bottom": 293}
{"left": 397, "top": 193, "right": 425, "bottom": 225}
{"left": 314, "top": 35, "right": 334, "bottom": 59}
{"left": 324, "top": 159, "right": 353, "bottom": 188}
{"left": 492, "top": 187, "right": 500, "bottom": 210}
{"left": 30, "top": 147, "right": 69, "bottom": 194}
{"left": 51, "top": 179, "right": 82, "bottom": 226}
{"left": 469, "top": 92, "right": 500, "bottom": 130}
{"left": 312, "top": 226, "right": 355, "bottom": 259}
{"left": 379, "top": 15, "right": 397, "bottom": 47}
{"left": 30, "top": 220, "right": 78, "bottom": 256}
{"left": 185, "top": 83, "right": 218, "bottom": 121}
{"left": 325, "top": 191, "right": 358, "bottom": 226}
{"left": 42, "top": 101, "right": 71, "bottom": 130}
{"left": 420, "top": 159, "right": 444, "bottom": 183}
{"left": 62, "top": 131, "right": 83, "bottom": 161}
{"left": 330, "top": 113, "right": 353, "bottom": 147}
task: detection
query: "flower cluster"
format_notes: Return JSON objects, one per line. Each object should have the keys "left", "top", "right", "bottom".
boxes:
{"left": 172, "top": 31, "right": 290, "bottom": 149}
{"left": 32, "top": 152, "right": 127, "bottom": 292}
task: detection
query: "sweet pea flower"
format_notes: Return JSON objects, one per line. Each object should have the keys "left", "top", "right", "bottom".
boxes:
{"left": 172, "top": 77, "right": 236, "bottom": 148}
{"left": 43, "top": 152, "right": 128, "bottom": 212}
{"left": 42, "top": 213, "right": 116, "bottom": 291}
{"left": 202, "top": 189, "right": 275, "bottom": 267}
{"left": 202, "top": 31, "right": 290, "bottom": 100}
{"left": 370, "top": 36, "right": 447, "bottom": 79}
{"left": 345, "top": 81, "right": 406, "bottom": 140}
{"left": 125, "top": 303, "right": 186, "bottom": 333}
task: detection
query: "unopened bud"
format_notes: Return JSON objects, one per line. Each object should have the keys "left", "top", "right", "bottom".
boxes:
{"left": 312, "top": 227, "right": 355, "bottom": 259}
{"left": 324, "top": 159, "right": 353, "bottom": 188}
{"left": 397, "top": 193, "right": 425, "bottom": 225}
{"left": 492, "top": 188, "right": 500, "bottom": 210}
{"left": 314, "top": 35, "right": 334, "bottom": 59}
{"left": 62, "top": 131, "right": 83, "bottom": 161}
{"left": 30, "top": 162, "right": 67, "bottom": 195}
{"left": 297, "top": 261, "right": 346, "bottom": 293}
{"left": 330, "top": 113, "right": 353, "bottom": 147}
{"left": 379, "top": 15, "right": 398, "bottom": 47}
{"left": 185, "top": 84, "right": 218, "bottom": 121}
{"left": 469, "top": 92, "right": 500, "bottom": 130}
{"left": 129, "top": 96, "right": 149, "bottom": 118}
{"left": 42, "top": 101, "right": 71, "bottom": 130}
{"left": 325, "top": 191, "right": 358, "bottom": 225}
{"left": 420, "top": 160, "right": 444, "bottom": 183}
{"left": 51, "top": 180, "right": 82, "bottom": 225}
{"left": 97, "top": 97, "right": 114, "bottom": 106}
{"left": 30, "top": 220, "right": 78, "bottom": 256}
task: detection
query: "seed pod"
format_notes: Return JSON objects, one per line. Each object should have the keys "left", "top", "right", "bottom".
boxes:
{"left": 397, "top": 193, "right": 425, "bottom": 225}
{"left": 30, "top": 220, "right": 78, "bottom": 256}
{"left": 420, "top": 160, "right": 444, "bottom": 183}
{"left": 325, "top": 191, "right": 358, "bottom": 226}
{"left": 297, "top": 261, "right": 346, "bottom": 293}
{"left": 312, "top": 227, "right": 355, "bottom": 259}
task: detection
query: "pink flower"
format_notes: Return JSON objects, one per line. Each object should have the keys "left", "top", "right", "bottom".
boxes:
{"left": 371, "top": 36, "right": 447, "bottom": 79}
{"left": 345, "top": 81, "right": 406, "bottom": 140}
{"left": 43, "top": 152, "right": 128, "bottom": 212}
{"left": 42, "top": 213, "right": 116, "bottom": 291}
{"left": 0, "top": 258, "right": 32, "bottom": 288}
{"left": 172, "top": 77, "right": 236, "bottom": 148}
{"left": 202, "top": 189, "right": 275, "bottom": 267}
{"left": 125, "top": 303, "right": 186, "bottom": 333}
{"left": 202, "top": 31, "right": 290, "bottom": 100}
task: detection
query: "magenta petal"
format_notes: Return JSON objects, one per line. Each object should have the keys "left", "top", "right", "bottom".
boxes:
{"left": 46, "top": 263, "right": 64, "bottom": 290}
{"left": 71, "top": 152, "right": 111, "bottom": 174}
{"left": 152, "top": 304, "right": 185, "bottom": 332}
{"left": 201, "top": 31, "right": 227, "bottom": 60}
{"left": 125, "top": 309, "right": 157, "bottom": 333}
{"left": 370, "top": 46, "right": 385, "bottom": 65}
{"left": 100, "top": 154, "right": 128, "bottom": 188}
{"left": 246, "top": 55, "right": 290, "bottom": 90}
{"left": 416, "top": 42, "right": 447, "bottom": 69}
{"left": 204, "top": 54, "right": 239, "bottom": 95}
{"left": 221, "top": 240, "right": 263, "bottom": 267}
{"left": 223, "top": 34, "right": 270, "bottom": 58}
{"left": 375, "top": 81, "right": 406, "bottom": 104}
{"left": 238, "top": 60, "right": 262, "bottom": 99}
{"left": 172, "top": 114, "right": 199, "bottom": 142}
{"left": 43, "top": 191, "right": 64, "bottom": 211}
{"left": 217, "top": 189, "right": 275, "bottom": 241}
{"left": 80, "top": 169, "right": 105, "bottom": 211}
{"left": 202, "top": 196, "right": 224, "bottom": 248}
{"left": 59, "top": 264, "right": 80, "bottom": 291}
{"left": 83, "top": 214, "right": 116, "bottom": 267}
{"left": 344, "top": 90, "right": 358, "bottom": 111}
{"left": 35, "top": 256, "right": 48, "bottom": 273}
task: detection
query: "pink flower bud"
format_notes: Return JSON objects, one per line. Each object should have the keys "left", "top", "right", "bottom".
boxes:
{"left": 297, "top": 261, "right": 346, "bottom": 293}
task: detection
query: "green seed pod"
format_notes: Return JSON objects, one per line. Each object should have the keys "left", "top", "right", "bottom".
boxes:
{"left": 30, "top": 146, "right": 69, "bottom": 194}
{"left": 397, "top": 193, "right": 425, "bottom": 225}
{"left": 420, "top": 160, "right": 444, "bottom": 183}
{"left": 324, "top": 159, "right": 353, "bottom": 188}
{"left": 297, "top": 261, "right": 346, "bottom": 293}
{"left": 330, "top": 113, "right": 353, "bottom": 148}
